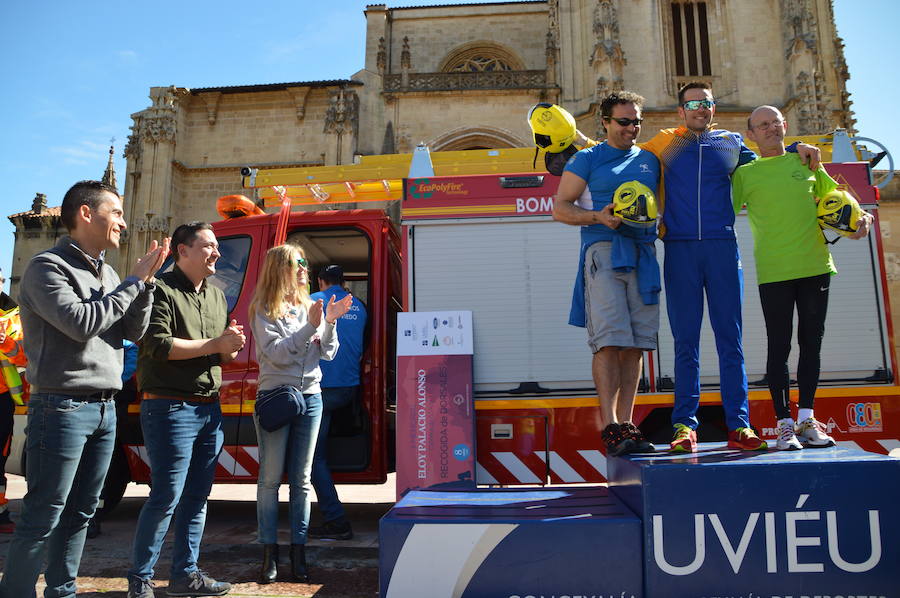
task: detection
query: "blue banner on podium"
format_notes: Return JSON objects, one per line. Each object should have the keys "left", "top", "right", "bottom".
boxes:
{"left": 608, "top": 444, "right": 900, "bottom": 597}
{"left": 380, "top": 487, "right": 644, "bottom": 598}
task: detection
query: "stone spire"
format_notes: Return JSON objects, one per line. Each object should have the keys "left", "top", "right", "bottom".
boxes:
{"left": 101, "top": 141, "right": 118, "bottom": 191}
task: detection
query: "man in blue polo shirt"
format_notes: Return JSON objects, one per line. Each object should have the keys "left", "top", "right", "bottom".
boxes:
{"left": 308, "top": 265, "right": 367, "bottom": 540}
{"left": 552, "top": 91, "right": 661, "bottom": 457}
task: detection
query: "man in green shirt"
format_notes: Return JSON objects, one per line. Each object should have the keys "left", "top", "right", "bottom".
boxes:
{"left": 732, "top": 105, "right": 872, "bottom": 451}
{"left": 127, "top": 222, "right": 245, "bottom": 598}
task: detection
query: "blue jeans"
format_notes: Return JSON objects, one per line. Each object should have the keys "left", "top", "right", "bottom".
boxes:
{"left": 0, "top": 393, "right": 116, "bottom": 598}
{"left": 128, "top": 400, "right": 223, "bottom": 581}
{"left": 254, "top": 391, "right": 322, "bottom": 545}
{"left": 664, "top": 240, "right": 750, "bottom": 431}
{"left": 311, "top": 386, "right": 357, "bottom": 523}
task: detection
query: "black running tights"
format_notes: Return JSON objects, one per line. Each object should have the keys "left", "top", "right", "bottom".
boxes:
{"left": 758, "top": 273, "right": 830, "bottom": 421}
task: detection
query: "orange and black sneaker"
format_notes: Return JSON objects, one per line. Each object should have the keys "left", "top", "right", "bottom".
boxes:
{"left": 621, "top": 422, "right": 656, "bottom": 453}
{"left": 727, "top": 427, "right": 768, "bottom": 451}
{"left": 669, "top": 423, "right": 697, "bottom": 453}
{"left": 601, "top": 423, "right": 637, "bottom": 457}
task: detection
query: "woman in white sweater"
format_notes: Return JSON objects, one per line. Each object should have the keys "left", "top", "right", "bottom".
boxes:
{"left": 248, "top": 244, "right": 351, "bottom": 584}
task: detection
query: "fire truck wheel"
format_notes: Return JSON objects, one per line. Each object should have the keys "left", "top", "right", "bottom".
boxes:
{"left": 97, "top": 447, "right": 130, "bottom": 516}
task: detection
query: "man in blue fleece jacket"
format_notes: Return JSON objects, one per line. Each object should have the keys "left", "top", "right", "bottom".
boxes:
{"left": 553, "top": 91, "right": 660, "bottom": 457}
{"left": 641, "top": 81, "right": 820, "bottom": 453}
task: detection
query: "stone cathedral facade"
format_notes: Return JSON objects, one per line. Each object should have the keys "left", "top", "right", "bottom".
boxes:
{"left": 8, "top": 0, "right": 858, "bottom": 289}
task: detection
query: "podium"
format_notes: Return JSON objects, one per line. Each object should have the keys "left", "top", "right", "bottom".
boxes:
{"left": 608, "top": 443, "right": 900, "bottom": 597}
{"left": 379, "top": 486, "right": 644, "bottom": 598}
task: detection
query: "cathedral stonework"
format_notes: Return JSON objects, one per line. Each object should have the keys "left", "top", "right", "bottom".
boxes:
{"left": 8, "top": 0, "right": 867, "bottom": 297}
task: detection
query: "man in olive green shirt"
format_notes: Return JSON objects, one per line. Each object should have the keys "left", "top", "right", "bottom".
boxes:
{"left": 732, "top": 105, "right": 872, "bottom": 452}
{"left": 127, "top": 222, "right": 245, "bottom": 598}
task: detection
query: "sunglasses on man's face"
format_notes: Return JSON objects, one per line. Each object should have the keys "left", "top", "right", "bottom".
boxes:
{"left": 296, "top": 257, "right": 308, "bottom": 269}
{"left": 604, "top": 116, "right": 643, "bottom": 127}
{"left": 681, "top": 99, "right": 715, "bottom": 111}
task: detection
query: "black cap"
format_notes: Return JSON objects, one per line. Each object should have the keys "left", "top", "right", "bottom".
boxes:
{"left": 544, "top": 144, "right": 578, "bottom": 176}
{"left": 318, "top": 264, "right": 344, "bottom": 284}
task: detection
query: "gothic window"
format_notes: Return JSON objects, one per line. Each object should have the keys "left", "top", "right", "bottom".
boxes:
{"left": 447, "top": 55, "right": 512, "bottom": 72}
{"left": 670, "top": 1, "right": 712, "bottom": 76}
{"left": 439, "top": 43, "right": 524, "bottom": 73}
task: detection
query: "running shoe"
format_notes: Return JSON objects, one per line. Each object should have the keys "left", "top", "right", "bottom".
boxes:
{"left": 308, "top": 518, "right": 353, "bottom": 540}
{"left": 775, "top": 420, "right": 803, "bottom": 451}
{"left": 621, "top": 421, "right": 656, "bottom": 453}
{"left": 795, "top": 417, "right": 836, "bottom": 448}
{"left": 167, "top": 570, "right": 231, "bottom": 597}
{"left": 728, "top": 427, "right": 768, "bottom": 451}
{"left": 601, "top": 423, "right": 636, "bottom": 457}
{"left": 669, "top": 423, "right": 697, "bottom": 453}
{"left": 127, "top": 575, "right": 155, "bottom": 598}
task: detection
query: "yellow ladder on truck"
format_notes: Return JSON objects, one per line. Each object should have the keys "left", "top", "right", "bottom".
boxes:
{"left": 240, "top": 131, "right": 887, "bottom": 208}
{"left": 242, "top": 147, "right": 544, "bottom": 207}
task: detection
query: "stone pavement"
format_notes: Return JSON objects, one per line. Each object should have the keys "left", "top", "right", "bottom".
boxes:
{"left": 0, "top": 473, "right": 397, "bottom": 597}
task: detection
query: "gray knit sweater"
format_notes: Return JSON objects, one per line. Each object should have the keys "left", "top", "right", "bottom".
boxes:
{"left": 17, "top": 236, "right": 155, "bottom": 395}
{"left": 251, "top": 303, "right": 338, "bottom": 394}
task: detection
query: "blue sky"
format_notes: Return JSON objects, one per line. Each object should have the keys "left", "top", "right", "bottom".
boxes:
{"left": 2, "top": 1, "right": 898, "bottom": 291}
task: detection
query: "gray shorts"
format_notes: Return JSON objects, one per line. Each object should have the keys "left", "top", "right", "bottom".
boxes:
{"left": 584, "top": 241, "right": 659, "bottom": 352}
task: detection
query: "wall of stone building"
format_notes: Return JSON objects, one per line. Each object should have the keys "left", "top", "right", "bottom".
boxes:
{"left": 174, "top": 168, "right": 248, "bottom": 225}
{"left": 178, "top": 89, "right": 337, "bottom": 168}
{"left": 93, "top": 1, "right": 851, "bottom": 283}
{"left": 558, "top": 0, "right": 849, "bottom": 124}
{"left": 352, "top": 69, "right": 385, "bottom": 156}
{"left": 389, "top": 91, "right": 535, "bottom": 152}
{"left": 381, "top": 3, "right": 549, "bottom": 74}
{"left": 7, "top": 222, "right": 65, "bottom": 300}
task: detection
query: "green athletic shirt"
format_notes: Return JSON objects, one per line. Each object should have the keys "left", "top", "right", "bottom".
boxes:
{"left": 732, "top": 152, "right": 838, "bottom": 285}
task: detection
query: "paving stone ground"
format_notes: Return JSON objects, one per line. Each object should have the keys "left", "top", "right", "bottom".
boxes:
{"left": 0, "top": 475, "right": 395, "bottom": 598}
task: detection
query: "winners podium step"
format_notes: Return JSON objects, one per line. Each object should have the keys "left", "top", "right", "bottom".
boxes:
{"left": 380, "top": 446, "right": 899, "bottom": 597}
{"left": 379, "top": 486, "right": 644, "bottom": 598}
{"left": 608, "top": 443, "right": 900, "bottom": 597}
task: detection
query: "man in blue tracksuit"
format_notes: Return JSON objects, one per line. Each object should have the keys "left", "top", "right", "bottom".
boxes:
{"left": 308, "top": 265, "right": 367, "bottom": 539}
{"left": 642, "top": 81, "right": 818, "bottom": 453}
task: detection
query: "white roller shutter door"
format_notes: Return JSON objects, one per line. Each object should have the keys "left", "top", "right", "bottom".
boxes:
{"left": 409, "top": 218, "right": 596, "bottom": 392}
{"left": 409, "top": 213, "right": 888, "bottom": 394}
{"left": 655, "top": 214, "right": 888, "bottom": 386}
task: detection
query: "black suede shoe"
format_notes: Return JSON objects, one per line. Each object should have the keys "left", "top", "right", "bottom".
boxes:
{"left": 87, "top": 516, "right": 102, "bottom": 539}
{"left": 166, "top": 570, "right": 231, "bottom": 597}
{"left": 308, "top": 518, "right": 353, "bottom": 540}
{"left": 127, "top": 574, "right": 155, "bottom": 598}
{"left": 290, "top": 544, "right": 310, "bottom": 583}
{"left": 258, "top": 544, "right": 278, "bottom": 584}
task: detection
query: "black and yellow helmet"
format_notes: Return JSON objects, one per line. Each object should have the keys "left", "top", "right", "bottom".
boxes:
{"left": 528, "top": 103, "right": 577, "bottom": 153}
{"left": 528, "top": 103, "right": 578, "bottom": 175}
{"left": 817, "top": 189, "right": 863, "bottom": 237}
{"left": 613, "top": 181, "right": 658, "bottom": 228}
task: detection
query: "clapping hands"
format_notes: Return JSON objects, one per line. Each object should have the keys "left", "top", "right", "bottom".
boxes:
{"left": 217, "top": 319, "right": 246, "bottom": 354}
{"left": 308, "top": 294, "right": 353, "bottom": 327}
{"left": 131, "top": 238, "right": 171, "bottom": 283}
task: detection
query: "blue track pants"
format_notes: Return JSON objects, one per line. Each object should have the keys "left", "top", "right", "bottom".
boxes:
{"left": 664, "top": 239, "right": 750, "bottom": 431}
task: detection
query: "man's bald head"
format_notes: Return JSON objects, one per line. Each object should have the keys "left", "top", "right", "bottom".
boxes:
{"left": 746, "top": 105, "right": 788, "bottom": 157}
{"left": 747, "top": 105, "right": 784, "bottom": 131}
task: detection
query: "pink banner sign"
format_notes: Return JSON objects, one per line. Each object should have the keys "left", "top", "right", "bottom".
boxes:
{"left": 396, "top": 311, "right": 475, "bottom": 499}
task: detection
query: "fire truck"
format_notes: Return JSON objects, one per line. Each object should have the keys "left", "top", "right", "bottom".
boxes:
{"left": 8, "top": 130, "right": 898, "bottom": 510}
